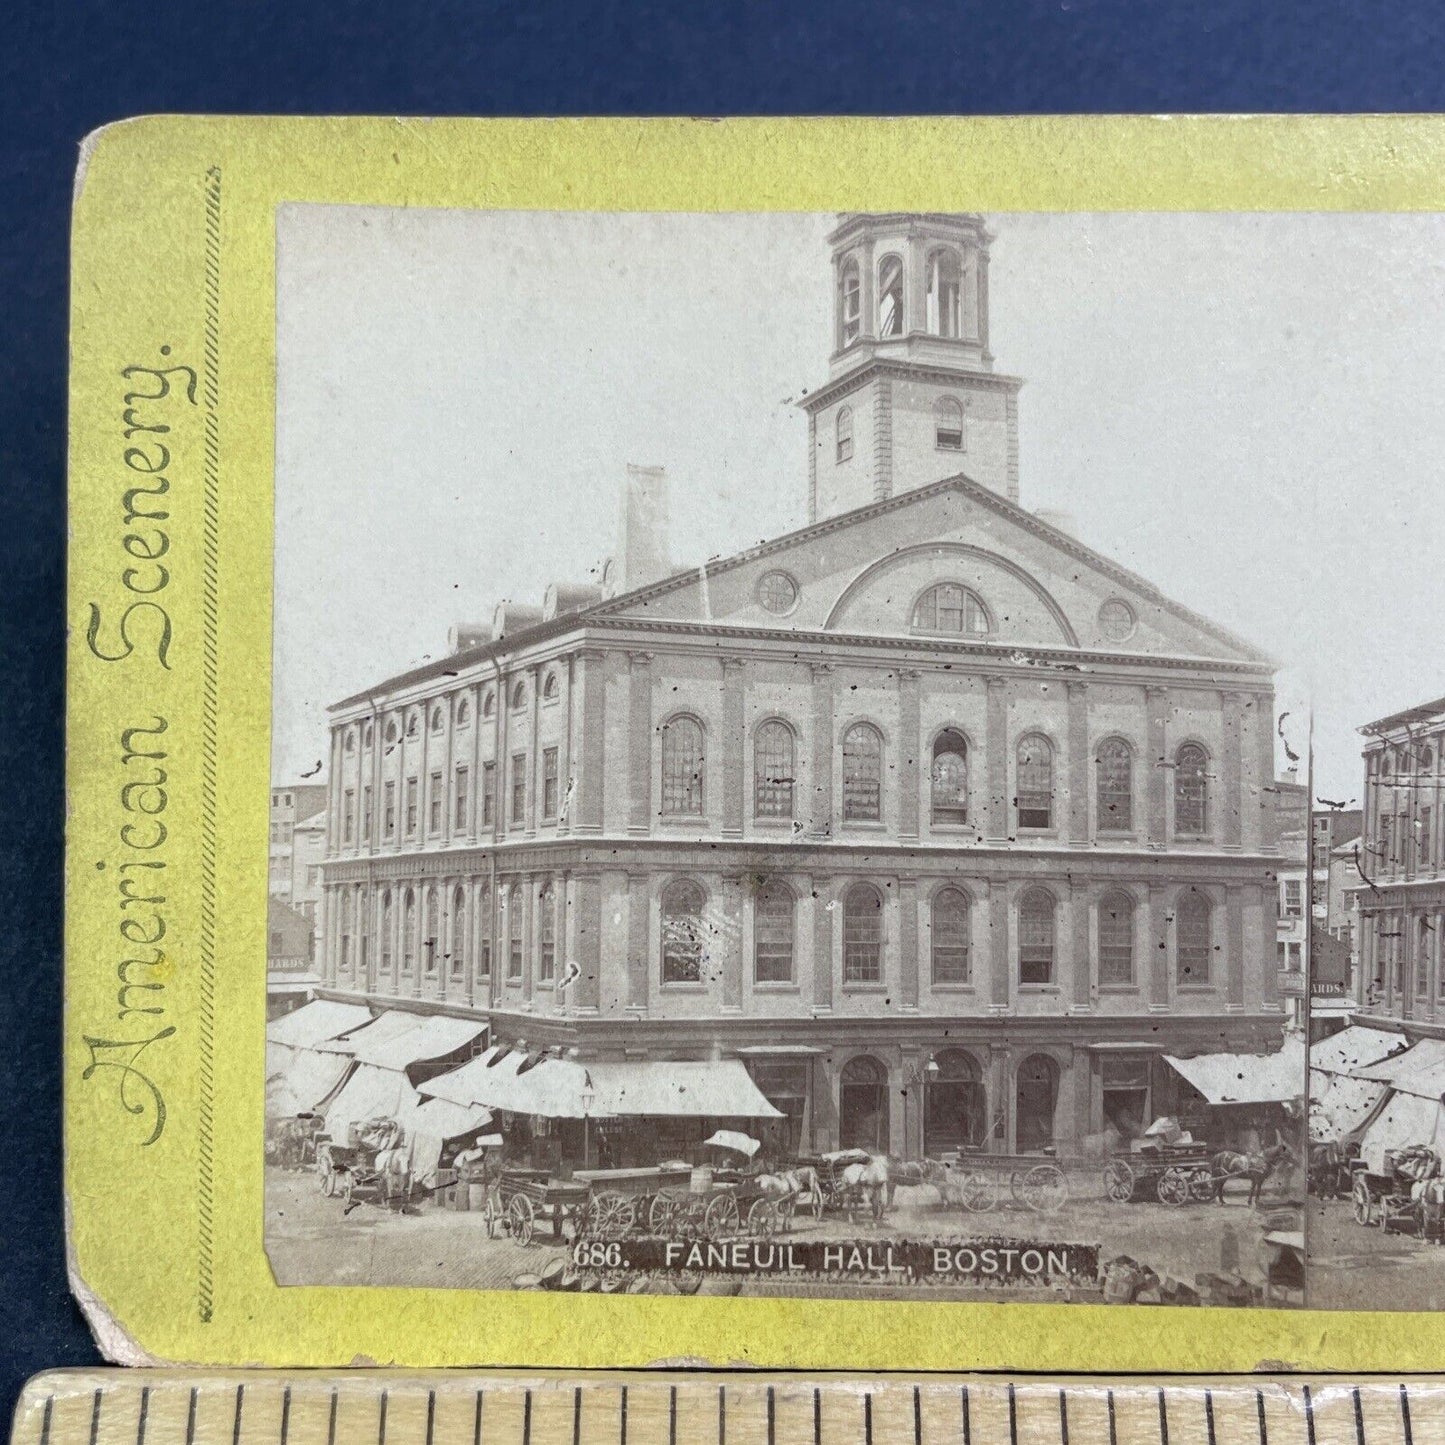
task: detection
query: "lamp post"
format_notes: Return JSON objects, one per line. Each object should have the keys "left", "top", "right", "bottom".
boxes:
{"left": 580, "top": 1080, "right": 596, "bottom": 1170}
{"left": 903, "top": 1054, "right": 940, "bottom": 1157}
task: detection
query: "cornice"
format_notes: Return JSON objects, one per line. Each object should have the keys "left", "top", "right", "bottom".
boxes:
{"left": 800, "top": 357, "right": 1023, "bottom": 415}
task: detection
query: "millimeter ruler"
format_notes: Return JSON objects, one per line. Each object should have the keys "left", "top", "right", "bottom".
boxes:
{"left": 10, "top": 1373, "right": 1442, "bottom": 1445}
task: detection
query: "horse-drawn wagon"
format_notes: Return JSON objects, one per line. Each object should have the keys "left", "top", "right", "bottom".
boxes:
{"left": 496, "top": 1163, "right": 696, "bottom": 1246}
{"left": 928, "top": 1151, "right": 1069, "bottom": 1215}
{"left": 1350, "top": 1146, "right": 1444, "bottom": 1238}
{"left": 1102, "top": 1144, "right": 1215, "bottom": 1206}
{"left": 315, "top": 1117, "right": 410, "bottom": 1211}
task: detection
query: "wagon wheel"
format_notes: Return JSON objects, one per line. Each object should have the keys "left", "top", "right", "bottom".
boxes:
{"left": 648, "top": 1190, "right": 679, "bottom": 1235}
{"left": 1352, "top": 1175, "right": 1372, "bottom": 1226}
{"left": 704, "top": 1193, "right": 741, "bottom": 1239}
{"left": 747, "top": 1197, "right": 781, "bottom": 1237}
{"left": 589, "top": 1191, "right": 635, "bottom": 1241}
{"left": 508, "top": 1193, "right": 536, "bottom": 1246}
{"left": 1009, "top": 1170, "right": 1027, "bottom": 1207}
{"left": 320, "top": 1157, "right": 341, "bottom": 1198}
{"left": 1157, "top": 1166, "right": 1191, "bottom": 1206}
{"left": 1188, "top": 1166, "right": 1217, "bottom": 1203}
{"left": 1021, "top": 1164, "right": 1068, "bottom": 1214}
{"left": 958, "top": 1169, "right": 999, "bottom": 1213}
{"left": 1102, "top": 1159, "right": 1134, "bottom": 1203}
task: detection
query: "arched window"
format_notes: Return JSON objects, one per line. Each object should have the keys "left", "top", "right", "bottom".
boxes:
{"left": 839, "top": 257, "right": 861, "bottom": 348}
{"left": 339, "top": 891, "right": 354, "bottom": 975}
{"left": 754, "top": 720, "right": 795, "bottom": 820}
{"left": 542, "top": 671, "right": 560, "bottom": 701}
{"left": 842, "top": 723, "right": 882, "bottom": 822}
{"left": 430, "top": 706, "right": 445, "bottom": 734}
{"left": 843, "top": 882, "right": 883, "bottom": 984}
{"left": 456, "top": 698, "right": 470, "bottom": 726}
{"left": 424, "top": 888, "right": 440, "bottom": 974}
{"left": 451, "top": 886, "right": 468, "bottom": 979}
{"left": 926, "top": 248, "right": 963, "bottom": 337}
{"left": 660, "top": 716, "right": 705, "bottom": 816}
{"left": 1381, "top": 749, "right": 1393, "bottom": 776}
{"left": 402, "top": 888, "right": 417, "bottom": 973}
{"left": 877, "top": 253, "right": 904, "bottom": 337}
{"left": 835, "top": 405, "right": 854, "bottom": 464}
{"left": 538, "top": 882, "right": 556, "bottom": 982}
{"left": 385, "top": 719, "right": 399, "bottom": 744}
{"left": 1174, "top": 743, "right": 1209, "bottom": 835}
{"left": 925, "top": 1048, "right": 986, "bottom": 1154}
{"left": 1418, "top": 915, "right": 1432, "bottom": 997}
{"left": 1016, "top": 1053, "right": 1059, "bottom": 1153}
{"left": 931, "top": 729, "right": 969, "bottom": 825}
{"left": 507, "top": 885, "right": 524, "bottom": 979}
{"left": 362, "top": 722, "right": 374, "bottom": 748}
{"left": 406, "top": 712, "right": 419, "bottom": 739}
{"left": 661, "top": 879, "right": 707, "bottom": 985}
{"left": 344, "top": 729, "right": 356, "bottom": 753}
{"left": 482, "top": 690, "right": 496, "bottom": 718}
{"left": 912, "top": 583, "right": 989, "bottom": 635}
{"left": 1098, "top": 890, "right": 1134, "bottom": 985}
{"left": 1016, "top": 734, "right": 1054, "bottom": 829}
{"left": 754, "top": 880, "right": 794, "bottom": 983}
{"left": 1422, "top": 745, "right": 1436, "bottom": 773}
{"left": 510, "top": 680, "right": 527, "bottom": 710}
{"left": 931, "top": 887, "right": 971, "bottom": 984}
{"left": 1018, "top": 887, "right": 1055, "bottom": 985}
{"left": 379, "top": 890, "right": 394, "bottom": 975}
{"left": 934, "top": 395, "right": 964, "bottom": 451}
{"left": 476, "top": 883, "right": 491, "bottom": 979}
{"left": 1096, "top": 738, "right": 1133, "bottom": 832}
{"left": 839, "top": 1055, "right": 889, "bottom": 1152}
{"left": 1176, "top": 891, "right": 1212, "bottom": 985}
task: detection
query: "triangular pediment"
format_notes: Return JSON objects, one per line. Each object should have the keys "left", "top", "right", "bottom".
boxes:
{"left": 592, "top": 474, "right": 1270, "bottom": 666}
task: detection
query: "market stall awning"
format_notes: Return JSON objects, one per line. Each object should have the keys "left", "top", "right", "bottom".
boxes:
{"left": 265, "top": 999, "right": 371, "bottom": 1050}
{"left": 317, "top": 1009, "right": 426, "bottom": 1057}
{"left": 588, "top": 1060, "right": 783, "bottom": 1119}
{"left": 1311, "top": 1024, "right": 1407, "bottom": 1079}
{"left": 1163, "top": 1039, "right": 1305, "bottom": 1106}
{"left": 1352, "top": 1038, "right": 1445, "bottom": 1095}
{"left": 354, "top": 1014, "right": 486, "bottom": 1071}
{"left": 422, "top": 1049, "right": 784, "bottom": 1120}
{"left": 266, "top": 1046, "right": 352, "bottom": 1118}
{"left": 1356, "top": 1090, "right": 1445, "bottom": 1173}
{"left": 321, "top": 1063, "right": 409, "bottom": 1142}
{"left": 1309, "top": 1073, "right": 1386, "bottom": 1143}
{"left": 402, "top": 1097, "right": 495, "bottom": 1176}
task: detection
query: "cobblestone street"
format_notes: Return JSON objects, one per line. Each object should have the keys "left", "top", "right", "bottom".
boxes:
{"left": 265, "top": 1166, "right": 1289, "bottom": 1302}
{"left": 1308, "top": 1197, "right": 1445, "bottom": 1312}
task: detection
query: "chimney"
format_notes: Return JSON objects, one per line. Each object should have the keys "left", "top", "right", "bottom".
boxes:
{"left": 448, "top": 622, "right": 491, "bottom": 653}
{"left": 491, "top": 601, "right": 544, "bottom": 640}
{"left": 613, "top": 464, "right": 672, "bottom": 593}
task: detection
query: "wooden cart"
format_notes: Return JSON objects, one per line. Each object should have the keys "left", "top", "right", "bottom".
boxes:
{"left": 498, "top": 1164, "right": 696, "bottom": 1246}
{"left": 646, "top": 1170, "right": 786, "bottom": 1239}
{"left": 1103, "top": 1145, "right": 1216, "bottom": 1206}
{"left": 932, "top": 1151, "right": 1070, "bottom": 1214}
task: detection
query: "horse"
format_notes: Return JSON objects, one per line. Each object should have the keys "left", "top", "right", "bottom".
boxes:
{"left": 839, "top": 1155, "right": 890, "bottom": 1223}
{"left": 755, "top": 1166, "right": 822, "bottom": 1222}
{"left": 1210, "top": 1143, "right": 1292, "bottom": 1206}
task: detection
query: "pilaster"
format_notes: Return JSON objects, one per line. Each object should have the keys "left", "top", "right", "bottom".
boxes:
{"left": 811, "top": 875, "right": 834, "bottom": 1012}
{"left": 898, "top": 668, "right": 921, "bottom": 841}
{"left": 1227, "top": 884, "right": 1246, "bottom": 1009}
{"left": 721, "top": 657, "right": 746, "bottom": 838}
{"left": 1146, "top": 686, "right": 1169, "bottom": 846}
{"left": 574, "top": 649, "right": 606, "bottom": 835}
{"left": 898, "top": 876, "right": 919, "bottom": 1009}
{"left": 988, "top": 881, "right": 1010, "bottom": 1013}
{"left": 809, "top": 663, "right": 835, "bottom": 838}
{"left": 627, "top": 652, "right": 653, "bottom": 835}
{"left": 627, "top": 872, "right": 650, "bottom": 1014}
{"left": 985, "top": 677, "right": 1008, "bottom": 842}
{"left": 1066, "top": 679, "right": 1088, "bottom": 846}
{"left": 1148, "top": 883, "right": 1170, "bottom": 1011}
{"left": 1221, "top": 690, "right": 1244, "bottom": 850}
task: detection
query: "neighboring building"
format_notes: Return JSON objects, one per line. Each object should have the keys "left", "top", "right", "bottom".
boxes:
{"left": 315, "top": 212, "right": 1288, "bottom": 1164}
{"left": 269, "top": 783, "right": 328, "bottom": 904}
{"left": 1350, "top": 697, "right": 1445, "bottom": 1033}
{"left": 1275, "top": 772, "right": 1309, "bottom": 1026}
{"left": 267, "top": 896, "right": 320, "bottom": 1020}
{"left": 1309, "top": 810, "right": 1363, "bottom": 1039}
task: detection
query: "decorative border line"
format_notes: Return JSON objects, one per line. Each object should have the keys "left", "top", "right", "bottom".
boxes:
{"left": 199, "top": 164, "right": 221, "bottom": 1324}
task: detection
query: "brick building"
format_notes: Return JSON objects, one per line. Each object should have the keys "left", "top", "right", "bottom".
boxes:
{"left": 314, "top": 213, "right": 1287, "bottom": 1163}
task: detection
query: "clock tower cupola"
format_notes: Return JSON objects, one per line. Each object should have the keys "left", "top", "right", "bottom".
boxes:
{"left": 803, "top": 213, "right": 1023, "bottom": 522}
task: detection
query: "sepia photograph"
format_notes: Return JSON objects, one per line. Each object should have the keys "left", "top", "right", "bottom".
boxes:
{"left": 260, "top": 204, "right": 1445, "bottom": 1310}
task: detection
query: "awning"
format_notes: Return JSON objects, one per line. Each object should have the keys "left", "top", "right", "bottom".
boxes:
{"left": 265, "top": 999, "right": 371, "bottom": 1050}
{"left": 1309, "top": 1073, "right": 1387, "bottom": 1143}
{"left": 588, "top": 1061, "right": 783, "bottom": 1119}
{"left": 1163, "top": 1039, "right": 1306, "bottom": 1106}
{"left": 1352, "top": 1038, "right": 1445, "bottom": 1096}
{"left": 322, "top": 1063, "right": 410, "bottom": 1142}
{"left": 318, "top": 1009, "right": 427, "bottom": 1057}
{"left": 422, "top": 1049, "right": 783, "bottom": 1120}
{"left": 267, "top": 972, "right": 322, "bottom": 995}
{"left": 267, "top": 1046, "right": 352, "bottom": 1118}
{"left": 354, "top": 1014, "right": 486, "bottom": 1071}
{"left": 402, "top": 1098, "right": 495, "bottom": 1176}
{"left": 1312, "top": 1024, "right": 1407, "bottom": 1079}
{"left": 1357, "top": 1090, "right": 1445, "bottom": 1173}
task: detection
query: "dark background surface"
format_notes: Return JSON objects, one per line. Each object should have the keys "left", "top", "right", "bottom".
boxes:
{"left": 6, "top": 0, "right": 1445, "bottom": 1424}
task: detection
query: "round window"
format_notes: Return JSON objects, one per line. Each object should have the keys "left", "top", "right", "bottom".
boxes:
{"left": 1098, "top": 598, "right": 1137, "bottom": 642}
{"left": 758, "top": 570, "right": 799, "bottom": 615}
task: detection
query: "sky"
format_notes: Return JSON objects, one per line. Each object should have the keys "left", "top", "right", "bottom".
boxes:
{"left": 275, "top": 206, "right": 1445, "bottom": 802}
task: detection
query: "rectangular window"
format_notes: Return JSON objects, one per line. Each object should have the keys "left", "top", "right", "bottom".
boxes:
{"left": 538, "top": 890, "right": 555, "bottom": 982}
{"left": 1288, "top": 942, "right": 1302, "bottom": 973}
{"left": 1282, "top": 879, "right": 1303, "bottom": 918}
{"left": 383, "top": 781, "right": 397, "bottom": 838}
{"left": 342, "top": 789, "right": 355, "bottom": 844}
{"left": 1018, "top": 914, "right": 1054, "bottom": 985}
{"left": 477, "top": 890, "right": 491, "bottom": 978}
{"left": 482, "top": 762, "right": 496, "bottom": 826}
{"left": 362, "top": 785, "right": 373, "bottom": 842}
{"left": 1421, "top": 808, "right": 1433, "bottom": 869}
{"left": 1276, "top": 941, "right": 1287, "bottom": 971}
{"left": 454, "top": 766, "right": 469, "bottom": 832}
{"left": 511, "top": 753, "right": 526, "bottom": 825}
{"left": 754, "top": 888, "right": 794, "bottom": 983}
{"left": 429, "top": 770, "right": 443, "bottom": 834}
{"left": 1101, "top": 1058, "right": 1151, "bottom": 1141}
{"left": 1098, "top": 908, "right": 1133, "bottom": 985}
{"left": 508, "top": 894, "right": 523, "bottom": 979}
{"left": 405, "top": 776, "right": 418, "bottom": 837}
{"left": 542, "top": 747, "right": 559, "bottom": 821}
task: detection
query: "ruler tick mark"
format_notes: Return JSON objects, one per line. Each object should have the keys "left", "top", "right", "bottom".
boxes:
{"left": 574, "top": 1387, "right": 582, "bottom": 1445}
{"left": 523, "top": 1389, "right": 532, "bottom": 1445}
{"left": 1305, "top": 1385, "right": 1316, "bottom": 1445}
{"left": 474, "top": 1388, "right": 483, "bottom": 1445}
{"left": 1106, "top": 1391, "right": 1116, "bottom": 1445}
{"left": 1059, "top": 1389, "right": 1068, "bottom": 1445}
{"left": 1205, "top": 1390, "right": 1215, "bottom": 1445}
{"left": 1008, "top": 1384, "right": 1017, "bottom": 1445}
{"left": 1256, "top": 1389, "right": 1268, "bottom": 1445}
{"left": 865, "top": 1392, "right": 874, "bottom": 1445}
{"left": 426, "top": 1390, "right": 436, "bottom": 1445}
{"left": 39, "top": 1396, "right": 53, "bottom": 1445}
{"left": 1157, "top": 1388, "right": 1168, "bottom": 1445}
{"left": 620, "top": 1386, "right": 628, "bottom": 1445}
{"left": 719, "top": 1385, "right": 726, "bottom": 1445}
{"left": 378, "top": 1388, "right": 388, "bottom": 1445}
{"left": 233, "top": 1385, "right": 244, "bottom": 1445}
{"left": 1354, "top": 1388, "right": 1365, "bottom": 1445}
{"left": 915, "top": 1386, "right": 923, "bottom": 1445}
{"left": 1402, "top": 1383, "right": 1415, "bottom": 1445}
{"left": 670, "top": 1386, "right": 677, "bottom": 1445}
{"left": 327, "top": 1389, "right": 338, "bottom": 1445}
{"left": 279, "top": 1387, "right": 289, "bottom": 1445}
{"left": 768, "top": 1387, "right": 776, "bottom": 1445}
{"left": 813, "top": 1386, "right": 820, "bottom": 1445}
{"left": 137, "top": 1386, "right": 150, "bottom": 1445}
{"left": 962, "top": 1386, "right": 972, "bottom": 1445}
{"left": 89, "top": 1388, "right": 101, "bottom": 1445}
{"left": 185, "top": 1388, "right": 198, "bottom": 1445}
